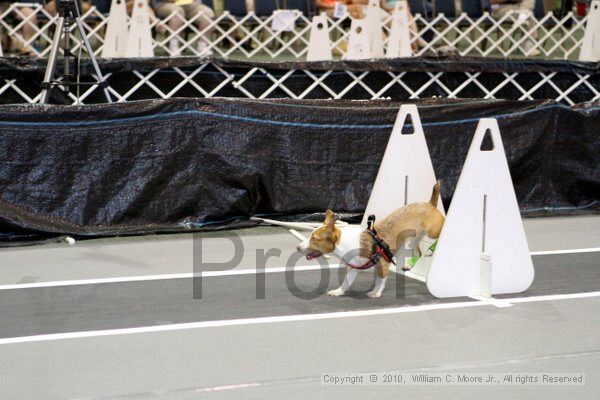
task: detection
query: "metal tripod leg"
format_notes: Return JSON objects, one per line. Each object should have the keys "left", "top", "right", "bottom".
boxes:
{"left": 73, "top": 16, "right": 112, "bottom": 103}
{"left": 40, "top": 17, "right": 65, "bottom": 104}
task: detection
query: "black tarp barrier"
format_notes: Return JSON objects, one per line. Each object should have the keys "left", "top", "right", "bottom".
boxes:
{"left": 0, "top": 97, "right": 599, "bottom": 243}
{"left": 1, "top": 57, "right": 600, "bottom": 104}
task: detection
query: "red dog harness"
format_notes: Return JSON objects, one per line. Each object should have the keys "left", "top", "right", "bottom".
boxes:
{"left": 350, "top": 215, "right": 397, "bottom": 270}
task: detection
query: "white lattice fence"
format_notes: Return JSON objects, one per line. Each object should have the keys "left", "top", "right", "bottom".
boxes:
{"left": 412, "top": 11, "right": 587, "bottom": 59}
{"left": 0, "top": 3, "right": 590, "bottom": 60}
{"left": 2, "top": 61, "right": 599, "bottom": 105}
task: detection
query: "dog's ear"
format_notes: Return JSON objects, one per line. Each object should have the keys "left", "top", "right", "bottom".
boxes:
{"left": 324, "top": 209, "right": 335, "bottom": 232}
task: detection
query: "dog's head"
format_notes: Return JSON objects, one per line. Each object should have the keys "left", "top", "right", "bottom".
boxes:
{"left": 296, "top": 210, "right": 341, "bottom": 260}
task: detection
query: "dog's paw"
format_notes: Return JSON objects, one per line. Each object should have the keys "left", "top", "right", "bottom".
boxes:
{"left": 327, "top": 288, "right": 345, "bottom": 297}
{"left": 367, "top": 290, "right": 382, "bottom": 298}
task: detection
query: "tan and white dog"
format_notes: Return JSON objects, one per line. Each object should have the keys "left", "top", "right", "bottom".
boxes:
{"left": 297, "top": 182, "right": 444, "bottom": 298}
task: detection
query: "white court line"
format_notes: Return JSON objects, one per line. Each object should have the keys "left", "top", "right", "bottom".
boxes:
{"left": 0, "top": 264, "right": 343, "bottom": 291}
{"left": 508, "top": 291, "right": 600, "bottom": 303}
{"left": 1, "top": 290, "right": 600, "bottom": 345}
{"left": 0, "top": 247, "right": 598, "bottom": 291}
{"left": 530, "top": 247, "right": 600, "bottom": 256}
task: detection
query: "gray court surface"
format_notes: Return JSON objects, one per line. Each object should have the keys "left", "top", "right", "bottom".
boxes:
{"left": 0, "top": 215, "right": 599, "bottom": 399}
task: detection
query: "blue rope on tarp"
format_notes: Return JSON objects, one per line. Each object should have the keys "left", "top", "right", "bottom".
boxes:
{"left": 0, "top": 103, "right": 570, "bottom": 130}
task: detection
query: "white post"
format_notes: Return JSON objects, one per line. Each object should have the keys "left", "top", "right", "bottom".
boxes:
{"left": 124, "top": 0, "right": 154, "bottom": 57}
{"left": 101, "top": 0, "right": 129, "bottom": 58}
{"left": 479, "top": 254, "right": 492, "bottom": 298}
{"left": 426, "top": 119, "right": 534, "bottom": 298}
{"left": 307, "top": 15, "right": 332, "bottom": 61}
{"left": 386, "top": 1, "right": 412, "bottom": 58}
{"left": 580, "top": 0, "right": 600, "bottom": 61}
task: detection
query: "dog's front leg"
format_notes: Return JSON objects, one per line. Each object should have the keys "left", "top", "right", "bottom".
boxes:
{"left": 367, "top": 276, "right": 387, "bottom": 298}
{"left": 368, "top": 262, "right": 389, "bottom": 298}
{"left": 327, "top": 267, "right": 358, "bottom": 297}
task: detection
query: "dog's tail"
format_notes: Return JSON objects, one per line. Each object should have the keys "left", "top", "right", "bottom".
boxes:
{"left": 429, "top": 181, "right": 441, "bottom": 207}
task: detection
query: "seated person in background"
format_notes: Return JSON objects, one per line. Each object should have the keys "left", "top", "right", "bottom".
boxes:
{"left": 380, "top": 0, "right": 410, "bottom": 13}
{"left": 44, "top": 0, "right": 91, "bottom": 15}
{"left": 0, "top": 0, "right": 43, "bottom": 56}
{"left": 45, "top": 0, "right": 121, "bottom": 16}
{"left": 316, "top": 0, "right": 368, "bottom": 19}
{"left": 152, "top": 0, "right": 214, "bottom": 55}
{"left": 491, "top": 0, "right": 535, "bottom": 14}
{"left": 490, "top": 0, "right": 539, "bottom": 56}
{"left": 92, "top": 0, "right": 112, "bottom": 13}
{"left": 315, "top": 0, "right": 337, "bottom": 16}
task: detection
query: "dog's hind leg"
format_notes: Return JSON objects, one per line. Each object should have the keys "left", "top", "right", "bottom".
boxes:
{"left": 402, "top": 231, "right": 425, "bottom": 271}
{"left": 368, "top": 262, "right": 389, "bottom": 298}
{"left": 327, "top": 267, "right": 359, "bottom": 297}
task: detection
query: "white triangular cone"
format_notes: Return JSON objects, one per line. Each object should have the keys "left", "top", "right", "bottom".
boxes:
{"left": 426, "top": 119, "right": 534, "bottom": 298}
{"left": 362, "top": 105, "right": 443, "bottom": 228}
{"left": 101, "top": 0, "right": 129, "bottom": 58}
{"left": 386, "top": 1, "right": 412, "bottom": 58}
{"left": 125, "top": 0, "right": 154, "bottom": 57}
{"left": 345, "top": 18, "right": 371, "bottom": 60}
{"left": 580, "top": 0, "right": 600, "bottom": 61}
{"left": 307, "top": 15, "right": 332, "bottom": 61}
{"left": 366, "top": 0, "right": 384, "bottom": 58}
